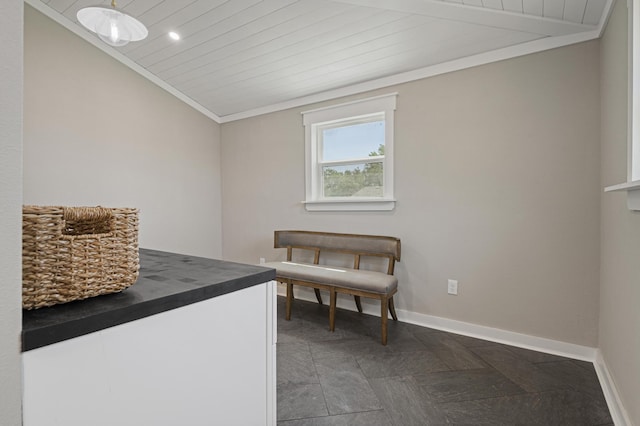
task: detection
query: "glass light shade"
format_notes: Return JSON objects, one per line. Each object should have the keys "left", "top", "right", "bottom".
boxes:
{"left": 77, "top": 7, "right": 148, "bottom": 47}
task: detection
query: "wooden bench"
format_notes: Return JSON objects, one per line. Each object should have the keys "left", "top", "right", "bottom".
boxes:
{"left": 263, "top": 230, "right": 401, "bottom": 345}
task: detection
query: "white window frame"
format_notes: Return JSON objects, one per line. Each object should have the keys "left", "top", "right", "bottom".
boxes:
{"left": 630, "top": 0, "right": 640, "bottom": 183}
{"left": 302, "top": 93, "right": 397, "bottom": 212}
{"left": 605, "top": 1, "right": 640, "bottom": 209}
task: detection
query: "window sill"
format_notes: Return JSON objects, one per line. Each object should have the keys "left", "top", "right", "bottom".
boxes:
{"left": 303, "top": 198, "right": 396, "bottom": 212}
{"left": 604, "top": 180, "right": 640, "bottom": 210}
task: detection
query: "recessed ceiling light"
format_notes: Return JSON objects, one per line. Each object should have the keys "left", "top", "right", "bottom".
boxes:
{"left": 168, "top": 31, "right": 180, "bottom": 41}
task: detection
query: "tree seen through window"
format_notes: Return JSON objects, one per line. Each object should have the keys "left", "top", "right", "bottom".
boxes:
{"left": 323, "top": 144, "right": 384, "bottom": 197}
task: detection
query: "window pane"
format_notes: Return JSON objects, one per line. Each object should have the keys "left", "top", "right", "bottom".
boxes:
{"left": 322, "top": 120, "right": 384, "bottom": 162}
{"left": 323, "top": 162, "right": 383, "bottom": 197}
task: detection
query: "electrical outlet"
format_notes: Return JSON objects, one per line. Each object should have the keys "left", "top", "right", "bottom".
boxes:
{"left": 259, "top": 257, "right": 266, "bottom": 264}
{"left": 447, "top": 279, "right": 458, "bottom": 295}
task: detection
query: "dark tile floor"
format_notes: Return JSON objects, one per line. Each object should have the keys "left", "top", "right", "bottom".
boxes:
{"left": 276, "top": 297, "right": 613, "bottom": 426}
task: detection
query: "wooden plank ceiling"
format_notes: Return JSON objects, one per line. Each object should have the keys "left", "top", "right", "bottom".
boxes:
{"left": 37, "top": 0, "right": 611, "bottom": 119}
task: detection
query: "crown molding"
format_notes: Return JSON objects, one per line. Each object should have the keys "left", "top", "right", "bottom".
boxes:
{"left": 219, "top": 29, "right": 601, "bottom": 123}
{"left": 24, "top": 0, "right": 222, "bottom": 124}
{"left": 25, "top": 0, "right": 613, "bottom": 125}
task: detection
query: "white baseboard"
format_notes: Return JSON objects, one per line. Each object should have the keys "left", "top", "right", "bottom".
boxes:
{"left": 278, "top": 284, "right": 631, "bottom": 425}
{"left": 594, "top": 350, "right": 632, "bottom": 426}
{"left": 279, "top": 284, "right": 596, "bottom": 360}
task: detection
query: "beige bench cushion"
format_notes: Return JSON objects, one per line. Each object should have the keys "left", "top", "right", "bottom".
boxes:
{"left": 264, "top": 261, "right": 397, "bottom": 294}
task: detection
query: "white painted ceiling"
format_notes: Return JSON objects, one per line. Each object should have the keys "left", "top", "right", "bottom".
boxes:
{"left": 32, "top": 0, "right": 613, "bottom": 121}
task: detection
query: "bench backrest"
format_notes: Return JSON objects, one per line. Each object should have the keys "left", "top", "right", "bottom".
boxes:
{"left": 274, "top": 230, "right": 401, "bottom": 275}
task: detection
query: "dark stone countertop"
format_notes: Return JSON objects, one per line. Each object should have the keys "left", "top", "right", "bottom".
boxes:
{"left": 22, "top": 248, "right": 276, "bottom": 351}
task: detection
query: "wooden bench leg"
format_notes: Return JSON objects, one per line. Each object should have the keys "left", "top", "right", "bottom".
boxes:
{"left": 354, "top": 295, "right": 362, "bottom": 313}
{"left": 314, "top": 288, "right": 323, "bottom": 305}
{"left": 381, "top": 296, "right": 388, "bottom": 345}
{"left": 286, "top": 281, "right": 293, "bottom": 321}
{"left": 389, "top": 296, "right": 398, "bottom": 321}
{"left": 329, "top": 289, "right": 337, "bottom": 332}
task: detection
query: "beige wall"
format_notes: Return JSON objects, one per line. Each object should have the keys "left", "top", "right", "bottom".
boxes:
{"left": 16, "top": 1, "right": 638, "bottom": 422}
{"left": 600, "top": 1, "right": 640, "bottom": 424}
{"left": 221, "top": 41, "right": 601, "bottom": 346}
{"left": 23, "top": 5, "right": 222, "bottom": 258}
{"left": 0, "top": 1, "right": 23, "bottom": 424}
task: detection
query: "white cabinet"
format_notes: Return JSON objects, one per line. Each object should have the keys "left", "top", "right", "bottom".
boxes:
{"left": 23, "top": 281, "right": 277, "bottom": 426}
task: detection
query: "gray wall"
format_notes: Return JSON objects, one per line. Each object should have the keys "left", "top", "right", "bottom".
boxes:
{"left": 221, "top": 41, "right": 601, "bottom": 346}
{"left": 0, "top": 0, "right": 23, "bottom": 424}
{"left": 23, "top": 6, "right": 223, "bottom": 259}
{"left": 599, "top": 1, "right": 640, "bottom": 423}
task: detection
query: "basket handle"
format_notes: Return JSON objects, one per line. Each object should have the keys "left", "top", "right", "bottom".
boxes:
{"left": 63, "top": 206, "right": 113, "bottom": 222}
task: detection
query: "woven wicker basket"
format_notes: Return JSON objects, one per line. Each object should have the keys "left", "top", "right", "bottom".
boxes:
{"left": 22, "top": 205, "right": 140, "bottom": 310}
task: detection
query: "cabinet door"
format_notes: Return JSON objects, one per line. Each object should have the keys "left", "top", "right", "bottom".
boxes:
{"left": 23, "top": 283, "right": 274, "bottom": 426}
{"left": 266, "top": 280, "right": 277, "bottom": 425}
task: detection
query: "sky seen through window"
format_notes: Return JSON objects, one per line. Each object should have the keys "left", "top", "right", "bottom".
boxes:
{"left": 321, "top": 120, "right": 384, "bottom": 162}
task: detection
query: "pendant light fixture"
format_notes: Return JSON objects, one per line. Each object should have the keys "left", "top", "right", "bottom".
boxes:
{"left": 77, "top": 0, "right": 148, "bottom": 47}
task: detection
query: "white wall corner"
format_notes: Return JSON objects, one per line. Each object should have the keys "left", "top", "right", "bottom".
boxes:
{"left": 598, "top": 0, "right": 618, "bottom": 37}
{"left": 0, "top": 0, "right": 24, "bottom": 425}
{"left": 594, "top": 350, "right": 633, "bottom": 426}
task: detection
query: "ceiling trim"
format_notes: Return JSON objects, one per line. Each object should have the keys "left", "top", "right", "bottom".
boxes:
{"left": 598, "top": 0, "right": 617, "bottom": 38}
{"left": 218, "top": 28, "right": 601, "bottom": 123}
{"left": 24, "top": 0, "right": 222, "bottom": 124}
{"left": 25, "top": 0, "right": 614, "bottom": 125}
{"left": 330, "top": 0, "right": 596, "bottom": 36}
